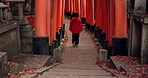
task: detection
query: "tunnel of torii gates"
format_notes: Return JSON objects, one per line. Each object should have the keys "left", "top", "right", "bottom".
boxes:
{"left": 34, "top": 0, "right": 127, "bottom": 56}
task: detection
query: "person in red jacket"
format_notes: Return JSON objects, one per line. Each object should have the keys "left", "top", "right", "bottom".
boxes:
{"left": 69, "top": 13, "right": 83, "bottom": 46}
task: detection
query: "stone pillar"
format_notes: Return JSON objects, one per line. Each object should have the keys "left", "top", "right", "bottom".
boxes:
{"left": 0, "top": 52, "right": 8, "bottom": 78}
{"left": 99, "top": 49, "right": 108, "bottom": 61}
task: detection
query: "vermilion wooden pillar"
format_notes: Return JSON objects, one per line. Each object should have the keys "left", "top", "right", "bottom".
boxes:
{"left": 83, "top": 0, "right": 86, "bottom": 18}
{"left": 80, "top": 0, "right": 84, "bottom": 18}
{"left": 95, "top": 0, "right": 102, "bottom": 41}
{"left": 65, "top": 0, "right": 71, "bottom": 16}
{"left": 53, "top": 0, "right": 58, "bottom": 47}
{"left": 49, "top": 0, "right": 55, "bottom": 55}
{"left": 81, "top": 0, "right": 86, "bottom": 24}
{"left": 61, "top": 0, "right": 66, "bottom": 39}
{"left": 102, "top": 0, "right": 109, "bottom": 40}
{"left": 89, "top": 0, "right": 94, "bottom": 26}
{"left": 33, "top": 0, "right": 49, "bottom": 55}
{"left": 60, "top": 0, "right": 63, "bottom": 27}
{"left": 77, "top": 0, "right": 81, "bottom": 18}
{"left": 72, "top": 0, "right": 80, "bottom": 17}
{"left": 96, "top": 0, "right": 102, "bottom": 27}
{"left": 115, "top": 0, "right": 127, "bottom": 38}
{"left": 35, "top": 0, "right": 47, "bottom": 37}
{"left": 73, "top": 0, "right": 77, "bottom": 13}
{"left": 61, "top": 0, "right": 66, "bottom": 25}
{"left": 86, "top": 0, "right": 94, "bottom": 33}
{"left": 47, "top": 0, "right": 51, "bottom": 44}
{"left": 53, "top": 0, "right": 60, "bottom": 48}
{"left": 81, "top": 0, "right": 86, "bottom": 18}
{"left": 50, "top": 0, "right": 54, "bottom": 43}
{"left": 56, "top": 0, "right": 63, "bottom": 46}
{"left": 109, "top": 0, "right": 115, "bottom": 46}
{"left": 56, "top": 0, "right": 62, "bottom": 32}
{"left": 112, "top": 0, "right": 128, "bottom": 56}
{"left": 70, "top": 0, "right": 74, "bottom": 15}
{"left": 86, "top": 0, "right": 90, "bottom": 24}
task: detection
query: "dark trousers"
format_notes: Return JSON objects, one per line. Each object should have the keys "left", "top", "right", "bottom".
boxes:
{"left": 72, "top": 33, "right": 80, "bottom": 45}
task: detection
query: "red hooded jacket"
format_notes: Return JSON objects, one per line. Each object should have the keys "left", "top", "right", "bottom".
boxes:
{"left": 69, "top": 17, "right": 83, "bottom": 34}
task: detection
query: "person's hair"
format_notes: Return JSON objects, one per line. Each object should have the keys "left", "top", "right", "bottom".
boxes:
{"left": 72, "top": 12, "right": 78, "bottom": 17}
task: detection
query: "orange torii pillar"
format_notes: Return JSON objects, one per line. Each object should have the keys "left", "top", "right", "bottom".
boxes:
{"left": 86, "top": 0, "right": 90, "bottom": 30}
{"left": 107, "top": 0, "right": 115, "bottom": 56}
{"left": 96, "top": 0, "right": 102, "bottom": 27}
{"left": 97, "top": 0, "right": 109, "bottom": 49}
{"left": 56, "top": 0, "right": 62, "bottom": 32}
{"left": 86, "top": 0, "right": 95, "bottom": 33}
{"left": 95, "top": 0, "right": 102, "bottom": 40}
{"left": 112, "top": 0, "right": 128, "bottom": 56}
{"left": 56, "top": 0, "right": 63, "bottom": 46}
{"left": 102, "top": 0, "right": 109, "bottom": 40}
{"left": 72, "top": 0, "right": 80, "bottom": 17}
{"left": 65, "top": 0, "right": 71, "bottom": 16}
{"left": 73, "top": 0, "right": 77, "bottom": 13}
{"left": 77, "top": 0, "right": 81, "bottom": 18}
{"left": 81, "top": 0, "right": 86, "bottom": 24}
{"left": 33, "top": 0, "right": 49, "bottom": 55}
{"left": 47, "top": 0, "right": 51, "bottom": 45}
{"left": 53, "top": 0, "right": 58, "bottom": 48}
{"left": 47, "top": 0, "right": 54, "bottom": 55}
{"left": 70, "top": 0, "right": 74, "bottom": 16}
{"left": 61, "top": 0, "right": 66, "bottom": 26}
{"left": 61, "top": 0, "right": 66, "bottom": 39}
{"left": 89, "top": 0, "right": 95, "bottom": 33}
{"left": 108, "top": 0, "right": 115, "bottom": 46}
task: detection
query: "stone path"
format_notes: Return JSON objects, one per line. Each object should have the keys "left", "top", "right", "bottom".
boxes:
{"left": 37, "top": 18, "right": 115, "bottom": 78}
{"left": 62, "top": 18, "right": 98, "bottom": 65}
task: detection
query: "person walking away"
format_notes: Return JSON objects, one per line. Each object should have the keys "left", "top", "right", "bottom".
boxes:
{"left": 69, "top": 13, "right": 83, "bottom": 46}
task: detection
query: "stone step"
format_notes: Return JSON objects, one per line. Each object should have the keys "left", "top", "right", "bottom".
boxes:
{"left": 54, "top": 64, "right": 102, "bottom": 70}
{"left": 59, "top": 64, "right": 98, "bottom": 67}
{"left": 49, "top": 68, "right": 107, "bottom": 73}
{"left": 43, "top": 71, "right": 111, "bottom": 76}
{"left": 33, "top": 63, "right": 59, "bottom": 74}
{"left": 38, "top": 75, "right": 114, "bottom": 78}
{"left": 40, "top": 64, "right": 112, "bottom": 77}
{"left": 53, "top": 66, "right": 101, "bottom": 71}
{"left": 64, "top": 50, "right": 97, "bottom": 54}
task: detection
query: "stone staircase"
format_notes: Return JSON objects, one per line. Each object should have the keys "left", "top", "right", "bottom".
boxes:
{"left": 37, "top": 64, "right": 115, "bottom": 78}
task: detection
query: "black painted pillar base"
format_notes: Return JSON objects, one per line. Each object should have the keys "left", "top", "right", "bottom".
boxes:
{"left": 112, "top": 37, "right": 128, "bottom": 56}
{"left": 56, "top": 32, "right": 61, "bottom": 46}
{"left": 88, "top": 24, "right": 91, "bottom": 32}
{"left": 58, "top": 33, "right": 61, "bottom": 46}
{"left": 100, "top": 32, "right": 106, "bottom": 46}
{"left": 33, "top": 36, "right": 49, "bottom": 55}
{"left": 81, "top": 18, "right": 86, "bottom": 24}
{"left": 85, "top": 23, "right": 88, "bottom": 29}
{"left": 62, "top": 24, "right": 65, "bottom": 38}
{"left": 60, "top": 27, "right": 63, "bottom": 40}
{"left": 49, "top": 43, "right": 54, "bottom": 56}
{"left": 103, "top": 40, "right": 108, "bottom": 49}
{"left": 53, "top": 40, "right": 58, "bottom": 48}
{"left": 90, "top": 25, "right": 95, "bottom": 33}
{"left": 98, "top": 28, "right": 102, "bottom": 42}
{"left": 86, "top": 23, "right": 89, "bottom": 30}
{"left": 95, "top": 26, "right": 100, "bottom": 38}
{"left": 65, "top": 11, "right": 69, "bottom": 16}
{"left": 65, "top": 11, "right": 71, "bottom": 18}
{"left": 107, "top": 46, "right": 112, "bottom": 59}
